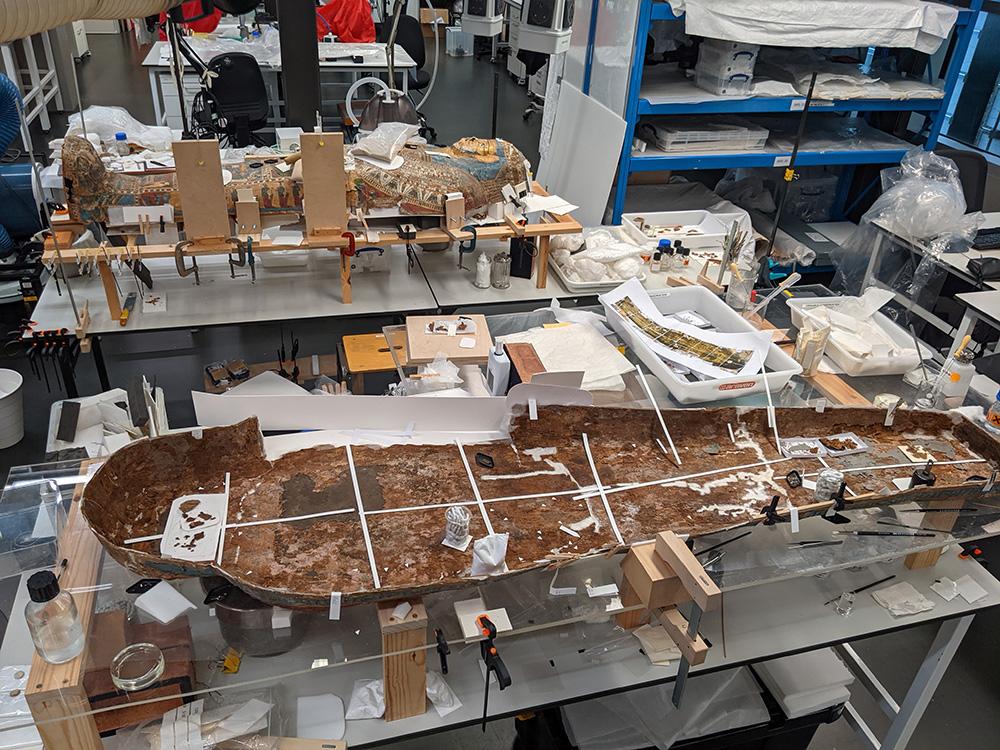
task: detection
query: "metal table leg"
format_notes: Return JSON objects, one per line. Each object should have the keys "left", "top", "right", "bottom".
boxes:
{"left": 149, "top": 68, "right": 163, "bottom": 126}
{"left": 839, "top": 613, "right": 974, "bottom": 750}
{"left": 90, "top": 335, "right": 111, "bottom": 392}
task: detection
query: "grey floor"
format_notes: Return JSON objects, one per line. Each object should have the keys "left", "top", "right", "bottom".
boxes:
{"left": 2, "top": 30, "right": 1000, "bottom": 750}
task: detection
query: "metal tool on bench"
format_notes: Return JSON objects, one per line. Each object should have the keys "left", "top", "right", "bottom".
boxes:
{"left": 476, "top": 614, "right": 511, "bottom": 732}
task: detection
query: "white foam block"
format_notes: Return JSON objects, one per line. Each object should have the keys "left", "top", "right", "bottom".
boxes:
{"left": 136, "top": 582, "right": 196, "bottom": 625}
{"left": 296, "top": 693, "right": 345, "bottom": 740}
{"left": 454, "top": 596, "right": 512, "bottom": 641}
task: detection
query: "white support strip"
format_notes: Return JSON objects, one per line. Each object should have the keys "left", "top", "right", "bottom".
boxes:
{"left": 636, "top": 366, "right": 681, "bottom": 466}
{"left": 842, "top": 702, "right": 881, "bottom": 750}
{"left": 802, "top": 458, "right": 985, "bottom": 479}
{"left": 230, "top": 508, "right": 357, "bottom": 529}
{"left": 573, "top": 457, "right": 796, "bottom": 501}
{"left": 760, "top": 360, "right": 780, "bottom": 448}
{"left": 581, "top": 433, "right": 623, "bottom": 545}
{"left": 455, "top": 440, "right": 495, "bottom": 536}
{"left": 215, "top": 472, "right": 231, "bottom": 566}
{"left": 346, "top": 445, "right": 381, "bottom": 589}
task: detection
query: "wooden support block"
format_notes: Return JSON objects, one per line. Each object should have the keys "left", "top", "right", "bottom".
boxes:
{"left": 666, "top": 275, "right": 694, "bottom": 287}
{"left": 506, "top": 342, "right": 546, "bottom": 384}
{"left": 620, "top": 542, "right": 688, "bottom": 611}
{"left": 26, "top": 481, "right": 105, "bottom": 750}
{"left": 300, "top": 132, "right": 348, "bottom": 236}
{"left": 75, "top": 301, "right": 91, "bottom": 340}
{"left": 904, "top": 496, "right": 967, "bottom": 570}
{"left": 377, "top": 599, "right": 427, "bottom": 721}
{"left": 97, "top": 260, "right": 121, "bottom": 320}
{"left": 340, "top": 251, "right": 353, "bottom": 304}
{"left": 444, "top": 192, "right": 465, "bottom": 232}
{"left": 615, "top": 576, "right": 649, "bottom": 630}
{"left": 656, "top": 606, "right": 708, "bottom": 666}
{"left": 172, "top": 139, "right": 231, "bottom": 242}
{"left": 535, "top": 234, "right": 550, "bottom": 288}
{"left": 654, "top": 531, "right": 721, "bottom": 613}
{"left": 503, "top": 213, "right": 526, "bottom": 237}
{"left": 235, "top": 191, "right": 262, "bottom": 240}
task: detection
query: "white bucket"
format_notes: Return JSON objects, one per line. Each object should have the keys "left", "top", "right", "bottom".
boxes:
{"left": 0, "top": 369, "right": 24, "bottom": 449}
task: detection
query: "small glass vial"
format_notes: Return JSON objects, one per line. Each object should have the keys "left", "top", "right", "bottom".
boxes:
{"left": 649, "top": 251, "right": 663, "bottom": 273}
{"left": 676, "top": 241, "right": 691, "bottom": 267}
{"left": 814, "top": 468, "right": 845, "bottom": 502}
{"left": 25, "top": 571, "right": 85, "bottom": 664}
{"left": 113, "top": 131, "right": 129, "bottom": 156}
{"left": 986, "top": 390, "right": 1000, "bottom": 435}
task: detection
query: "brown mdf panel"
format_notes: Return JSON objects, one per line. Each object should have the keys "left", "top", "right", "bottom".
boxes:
{"left": 300, "top": 132, "right": 348, "bottom": 235}
{"left": 173, "top": 140, "right": 231, "bottom": 242}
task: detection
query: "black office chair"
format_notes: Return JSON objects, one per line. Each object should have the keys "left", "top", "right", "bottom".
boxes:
{"left": 377, "top": 15, "right": 432, "bottom": 91}
{"left": 933, "top": 145, "right": 988, "bottom": 213}
{"left": 192, "top": 52, "right": 270, "bottom": 146}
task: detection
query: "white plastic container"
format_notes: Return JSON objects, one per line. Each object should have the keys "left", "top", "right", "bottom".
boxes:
{"left": 446, "top": 26, "right": 474, "bottom": 57}
{"left": 694, "top": 68, "right": 754, "bottom": 97}
{"left": 637, "top": 117, "right": 768, "bottom": 152}
{"left": 621, "top": 210, "right": 729, "bottom": 252}
{"left": 0, "top": 369, "right": 24, "bottom": 449}
{"left": 697, "top": 41, "right": 758, "bottom": 77}
{"left": 602, "top": 286, "right": 802, "bottom": 404}
{"left": 788, "top": 297, "right": 933, "bottom": 377}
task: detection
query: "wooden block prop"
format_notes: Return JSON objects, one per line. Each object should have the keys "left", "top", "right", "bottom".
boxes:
{"left": 620, "top": 542, "right": 689, "bottom": 611}
{"left": 506, "top": 342, "right": 546, "bottom": 386}
{"left": 172, "top": 140, "right": 231, "bottom": 242}
{"left": 535, "top": 234, "right": 550, "bottom": 288}
{"left": 904, "top": 496, "right": 968, "bottom": 570}
{"left": 444, "top": 192, "right": 465, "bottom": 233}
{"left": 654, "top": 531, "right": 721, "bottom": 613}
{"left": 656, "top": 606, "right": 709, "bottom": 665}
{"left": 26, "top": 484, "right": 106, "bottom": 750}
{"left": 615, "top": 576, "right": 650, "bottom": 630}
{"left": 300, "top": 132, "right": 348, "bottom": 236}
{"left": 377, "top": 599, "right": 428, "bottom": 721}
{"left": 235, "top": 188, "right": 262, "bottom": 239}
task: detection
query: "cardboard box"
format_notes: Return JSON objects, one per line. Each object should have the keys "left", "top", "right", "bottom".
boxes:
{"left": 420, "top": 8, "right": 449, "bottom": 35}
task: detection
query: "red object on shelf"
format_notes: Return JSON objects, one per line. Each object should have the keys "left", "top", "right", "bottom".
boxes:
{"left": 315, "top": 0, "right": 376, "bottom": 43}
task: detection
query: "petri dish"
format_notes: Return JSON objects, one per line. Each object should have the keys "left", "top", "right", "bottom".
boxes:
{"left": 110, "top": 643, "right": 165, "bottom": 692}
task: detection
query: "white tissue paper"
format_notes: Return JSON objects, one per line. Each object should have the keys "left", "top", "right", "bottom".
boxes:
{"left": 351, "top": 122, "right": 421, "bottom": 163}
{"left": 471, "top": 533, "right": 509, "bottom": 576}
{"left": 135, "top": 581, "right": 197, "bottom": 625}
{"left": 871, "top": 581, "right": 935, "bottom": 617}
{"left": 345, "top": 679, "right": 385, "bottom": 720}
{"left": 426, "top": 671, "right": 463, "bottom": 717}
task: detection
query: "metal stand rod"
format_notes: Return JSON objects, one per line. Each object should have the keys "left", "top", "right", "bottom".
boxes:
{"left": 91, "top": 335, "right": 111, "bottom": 391}
{"left": 491, "top": 70, "right": 500, "bottom": 139}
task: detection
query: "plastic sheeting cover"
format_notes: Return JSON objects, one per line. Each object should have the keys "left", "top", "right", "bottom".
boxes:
{"left": 667, "top": 0, "right": 958, "bottom": 54}
{"left": 0, "top": 0, "right": 180, "bottom": 43}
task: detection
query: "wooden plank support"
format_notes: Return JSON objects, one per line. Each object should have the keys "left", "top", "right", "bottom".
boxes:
{"left": 904, "top": 495, "right": 968, "bottom": 570}
{"left": 300, "top": 132, "right": 348, "bottom": 236}
{"left": 340, "top": 251, "right": 353, "bottom": 304}
{"left": 26, "top": 477, "right": 105, "bottom": 750}
{"left": 535, "top": 234, "right": 550, "bottom": 288}
{"left": 620, "top": 541, "right": 688, "bottom": 612}
{"left": 172, "top": 139, "right": 231, "bottom": 242}
{"left": 654, "top": 531, "right": 721, "bottom": 614}
{"left": 97, "top": 260, "right": 121, "bottom": 321}
{"left": 615, "top": 576, "right": 649, "bottom": 630}
{"left": 377, "top": 599, "right": 428, "bottom": 722}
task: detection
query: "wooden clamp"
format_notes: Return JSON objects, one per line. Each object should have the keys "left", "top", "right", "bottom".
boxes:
{"left": 377, "top": 599, "right": 428, "bottom": 721}
{"left": 618, "top": 531, "right": 721, "bottom": 667}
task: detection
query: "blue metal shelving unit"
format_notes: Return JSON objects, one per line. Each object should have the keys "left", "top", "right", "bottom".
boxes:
{"left": 608, "top": 0, "right": 986, "bottom": 222}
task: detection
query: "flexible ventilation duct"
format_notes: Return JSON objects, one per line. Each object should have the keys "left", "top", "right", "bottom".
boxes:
{"left": 0, "top": 73, "right": 23, "bottom": 253}
{"left": 0, "top": 0, "right": 182, "bottom": 43}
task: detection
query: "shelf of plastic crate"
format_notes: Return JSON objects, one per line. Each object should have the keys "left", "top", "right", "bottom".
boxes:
{"left": 628, "top": 146, "right": 911, "bottom": 171}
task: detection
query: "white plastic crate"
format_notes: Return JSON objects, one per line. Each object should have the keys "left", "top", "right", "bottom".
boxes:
{"left": 638, "top": 117, "right": 768, "bottom": 152}
{"left": 601, "top": 286, "right": 802, "bottom": 404}
{"left": 446, "top": 26, "right": 474, "bottom": 57}
{"left": 697, "top": 40, "right": 758, "bottom": 77}
{"left": 694, "top": 68, "right": 754, "bottom": 96}
{"left": 788, "top": 296, "right": 933, "bottom": 377}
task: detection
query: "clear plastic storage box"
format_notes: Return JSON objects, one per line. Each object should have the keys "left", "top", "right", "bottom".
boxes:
{"left": 694, "top": 68, "right": 754, "bottom": 96}
{"left": 446, "top": 26, "right": 474, "bottom": 57}
{"left": 697, "top": 40, "right": 758, "bottom": 77}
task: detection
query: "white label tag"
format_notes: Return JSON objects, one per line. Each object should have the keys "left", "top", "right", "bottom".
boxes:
{"left": 528, "top": 398, "right": 538, "bottom": 421}
{"left": 786, "top": 500, "right": 800, "bottom": 534}
{"left": 773, "top": 155, "right": 792, "bottom": 167}
{"left": 814, "top": 398, "right": 827, "bottom": 413}
{"left": 271, "top": 608, "right": 292, "bottom": 633}
{"left": 459, "top": 337, "right": 476, "bottom": 349}
{"left": 329, "top": 592, "right": 342, "bottom": 621}
{"left": 789, "top": 99, "right": 806, "bottom": 111}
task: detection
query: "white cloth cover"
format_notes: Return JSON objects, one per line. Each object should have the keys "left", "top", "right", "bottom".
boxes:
{"left": 668, "top": 0, "right": 958, "bottom": 54}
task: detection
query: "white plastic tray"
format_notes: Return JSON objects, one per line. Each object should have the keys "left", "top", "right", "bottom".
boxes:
{"left": 547, "top": 256, "right": 645, "bottom": 293}
{"left": 602, "top": 285, "right": 802, "bottom": 404}
{"left": 788, "top": 296, "right": 933, "bottom": 377}
{"left": 621, "top": 210, "right": 729, "bottom": 252}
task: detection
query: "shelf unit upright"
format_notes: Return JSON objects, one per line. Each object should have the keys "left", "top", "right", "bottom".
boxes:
{"left": 609, "top": 0, "right": 986, "bottom": 223}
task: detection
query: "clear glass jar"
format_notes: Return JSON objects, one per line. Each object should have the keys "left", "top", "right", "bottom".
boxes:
{"left": 814, "top": 468, "right": 845, "bottom": 502}
{"left": 25, "top": 571, "right": 85, "bottom": 664}
{"left": 491, "top": 251, "right": 511, "bottom": 289}
{"left": 986, "top": 391, "right": 1000, "bottom": 435}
